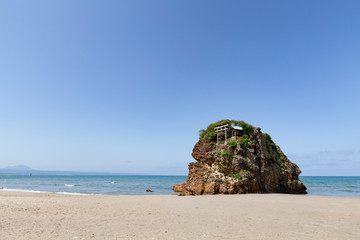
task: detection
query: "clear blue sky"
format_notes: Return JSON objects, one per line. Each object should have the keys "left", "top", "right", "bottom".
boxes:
{"left": 1, "top": 1, "right": 359, "bottom": 175}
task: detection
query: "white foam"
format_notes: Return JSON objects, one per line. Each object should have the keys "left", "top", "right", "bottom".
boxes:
{"left": 65, "top": 184, "right": 75, "bottom": 187}
{"left": 0, "top": 188, "right": 92, "bottom": 196}
{"left": 0, "top": 188, "right": 45, "bottom": 194}
{"left": 55, "top": 191, "right": 90, "bottom": 196}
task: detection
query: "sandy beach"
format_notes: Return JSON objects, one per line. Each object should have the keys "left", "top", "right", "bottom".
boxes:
{"left": 0, "top": 191, "right": 359, "bottom": 240}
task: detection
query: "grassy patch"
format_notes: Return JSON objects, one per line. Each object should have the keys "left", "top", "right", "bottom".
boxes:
{"left": 238, "top": 135, "right": 250, "bottom": 150}
{"left": 199, "top": 119, "right": 254, "bottom": 141}
{"left": 221, "top": 150, "right": 232, "bottom": 157}
{"left": 228, "top": 140, "right": 237, "bottom": 148}
{"left": 216, "top": 150, "right": 232, "bottom": 157}
{"left": 262, "top": 133, "right": 279, "bottom": 155}
{"left": 229, "top": 173, "right": 242, "bottom": 179}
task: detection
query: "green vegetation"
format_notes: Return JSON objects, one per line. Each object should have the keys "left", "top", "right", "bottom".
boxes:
{"left": 241, "top": 122, "right": 253, "bottom": 134}
{"left": 216, "top": 150, "right": 232, "bottom": 157}
{"left": 280, "top": 162, "right": 285, "bottom": 168}
{"left": 262, "top": 133, "right": 272, "bottom": 142}
{"left": 228, "top": 140, "right": 237, "bottom": 148}
{"left": 213, "top": 144, "right": 216, "bottom": 149}
{"left": 238, "top": 134, "right": 250, "bottom": 150}
{"left": 279, "top": 155, "right": 284, "bottom": 161}
{"left": 229, "top": 173, "right": 242, "bottom": 179}
{"left": 240, "top": 169, "right": 249, "bottom": 173}
{"left": 262, "top": 133, "right": 279, "bottom": 155}
{"left": 199, "top": 119, "right": 254, "bottom": 141}
{"left": 221, "top": 150, "right": 232, "bottom": 157}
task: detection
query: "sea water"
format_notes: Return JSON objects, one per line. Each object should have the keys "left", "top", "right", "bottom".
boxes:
{"left": 300, "top": 176, "right": 360, "bottom": 197}
{"left": 0, "top": 175, "right": 359, "bottom": 197}
{"left": 0, "top": 175, "right": 187, "bottom": 195}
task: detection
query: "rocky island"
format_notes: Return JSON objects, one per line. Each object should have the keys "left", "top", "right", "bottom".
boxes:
{"left": 173, "top": 120, "right": 307, "bottom": 195}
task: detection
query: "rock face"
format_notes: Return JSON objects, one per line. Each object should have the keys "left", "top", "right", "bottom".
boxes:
{"left": 173, "top": 120, "right": 307, "bottom": 195}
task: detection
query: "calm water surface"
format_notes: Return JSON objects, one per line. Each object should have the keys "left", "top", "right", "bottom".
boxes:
{"left": 0, "top": 175, "right": 187, "bottom": 195}
{"left": 1, "top": 175, "right": 359, "bottom": 197}
{"left": 300, "top": 176, "right": 360, "bottom": 197}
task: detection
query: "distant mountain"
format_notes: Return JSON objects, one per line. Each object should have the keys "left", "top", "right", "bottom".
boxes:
{"left": 0, "top": 166, "right": 132, "bottom": 176}
{"left": 4, "top": 165, "right": 32, "bottom": 170}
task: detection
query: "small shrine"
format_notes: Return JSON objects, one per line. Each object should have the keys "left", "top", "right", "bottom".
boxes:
{"left": 214, "top": 123, "right": 243, "bottom": 144}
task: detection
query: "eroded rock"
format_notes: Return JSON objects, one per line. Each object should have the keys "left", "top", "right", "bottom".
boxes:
{"left": 173, "top": 120, "right": 307, "bottom": 195}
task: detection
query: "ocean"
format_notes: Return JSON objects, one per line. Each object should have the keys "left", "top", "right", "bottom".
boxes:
{"left": 0, "top": 175, "right": 359, "bottom": 197}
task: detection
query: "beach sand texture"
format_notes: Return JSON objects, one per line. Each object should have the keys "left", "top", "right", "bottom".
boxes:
{"left": 0, "top": 192, "right": 359, "bottom": 240}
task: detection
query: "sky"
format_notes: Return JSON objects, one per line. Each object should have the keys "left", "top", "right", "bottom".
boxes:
{"left": 1, "top": 1, "right": 359, "bottom": 175}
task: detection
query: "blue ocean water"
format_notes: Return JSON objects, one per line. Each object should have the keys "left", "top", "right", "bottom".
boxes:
{"left": 0, "top": 175, "right": 187, "bottom": 195}
{"left": 0, "top": 175, "right": 359, "bottom": 197}
{"left": 300, "top": 176, "right": 360, "bottom": 197}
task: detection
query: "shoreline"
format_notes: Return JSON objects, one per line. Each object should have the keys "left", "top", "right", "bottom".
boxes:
{"left": 1, "top": 175, "right": 360, "bottom": 197}
{"left": 2, "top": 188, "right": 360, "bottom": 198}
{"left": 0, "top": 188, "right": 96, "bottom": 196}
{"left": 1, "top": 191, "right": 359, "bottom": 239}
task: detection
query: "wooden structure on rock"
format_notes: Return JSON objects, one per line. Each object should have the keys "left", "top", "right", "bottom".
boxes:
{"left": 214, "top": 123, "right": 243, "bottom": 144}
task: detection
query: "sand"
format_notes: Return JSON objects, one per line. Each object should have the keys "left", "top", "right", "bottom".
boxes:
{"left": 0, "top": 191, "right": 359, "bottom": 240}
